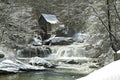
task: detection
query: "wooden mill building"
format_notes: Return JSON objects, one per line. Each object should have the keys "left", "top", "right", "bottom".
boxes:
{"left": 38, "top": 14, "right": 59, "bottom": 34}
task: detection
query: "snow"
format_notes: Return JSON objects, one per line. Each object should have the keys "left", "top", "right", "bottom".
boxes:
{"left": 76, "top": 60, "right": 120, "bottom": 80}
{"left": 32, "top": 37, "right": 42, "bottom": 46}
{"left": 0, "top": 60, "right": 20, "bottom": 72}
{"left": 47, "top": 34, "right": 56, "bottom": 41}
{"left": 1, "top": 60, "right": 14, "bottom": 64}
{"left": 29, "top": 57, "right": 54, "bottom": 68}
{"left": 42, "top": 14, "right": 59, "bottom": 24}
{"left": 0, "top": 51, "right": 5, "bottom": 54}
{"left": 29, "top": 57, "right": 50, "bottom": 65}
{"left": 0, "top": 59, "right": 46, "bottom": 73}
{"left": 51, "top": 37, "right": 72, "bottom": 43}
{"left": 44, "top": 36, "right": 72, "bottom": 44}
{"left": 117, "top": 50, "right": 120, "bottom": 54}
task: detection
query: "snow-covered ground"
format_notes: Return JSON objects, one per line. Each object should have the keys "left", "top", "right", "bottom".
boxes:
{"left": 77, "top": 60, "right": 120, "bottom": 80}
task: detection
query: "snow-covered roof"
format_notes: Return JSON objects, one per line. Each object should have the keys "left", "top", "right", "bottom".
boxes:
{"left": 41, "top": 14, "right": 59, "bottom": 24}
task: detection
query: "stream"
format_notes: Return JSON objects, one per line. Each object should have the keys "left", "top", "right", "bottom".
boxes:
{"left": 0, "top": 34, "right": 103, "bottom": 80}
{"left": 0, "top": 70, "right": 83, "bottom": 80}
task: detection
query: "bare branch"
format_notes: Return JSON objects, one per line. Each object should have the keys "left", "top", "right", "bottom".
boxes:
{"left": 86, "top": 0, "right": 118, "bottom": 42}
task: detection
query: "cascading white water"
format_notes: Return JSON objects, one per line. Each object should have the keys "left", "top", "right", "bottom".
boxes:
{"left": 46, "top": 33, "right": 110, "bottom": 75}
{"left": 17, "top": 46, "right": 52, "bottom": 58}
{"left": 47, "top": 43, "right": 95, "bottom": 64}
{"left": 54, "top": 44, "right": 87, "bottom": 58}
{"left": 48, "top": 33, "right": 101, "bottom": 59}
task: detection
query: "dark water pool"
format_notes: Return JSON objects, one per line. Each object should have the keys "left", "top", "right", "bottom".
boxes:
{"left": 0, "top": 70, "right": 83, "bottom": 80}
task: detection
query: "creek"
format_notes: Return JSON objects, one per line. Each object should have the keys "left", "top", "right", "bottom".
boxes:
{"left": 0, "top": 34, "right": 103, "bottom": 80}
{"left": 0, "top": 70, "right": 83, "bottom": 80}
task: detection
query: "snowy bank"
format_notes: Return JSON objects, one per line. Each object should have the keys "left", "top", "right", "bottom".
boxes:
{"left": 76, "top": 60, "right": 120, "bottom": 80}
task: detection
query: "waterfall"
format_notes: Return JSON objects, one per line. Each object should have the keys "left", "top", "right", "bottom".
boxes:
{"left": 17, "top": 46, "right": 52, "bottom": 58}
{"left": 50, "top": 43, "right": 90, "bottom": 58}
{"left": 47, "top": 43, "right": 94, "bottom": 64}
{"left": 55, "top": 46, "right": 85, "bottom": 57}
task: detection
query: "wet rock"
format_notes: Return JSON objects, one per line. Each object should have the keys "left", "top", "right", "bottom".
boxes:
{"left": 89, "top": 65, "right": 99, "bottom": 69}
{"left": 66, "top": 59, "right": 79, "bottom": 64}
{"left": 0, "top": 51, "right": 5, "bottom": 58}
{"left": 114, "top": 50, "right": 120, "bottom": 61}
{"left": 29, "top": 57, "right": 56, "bottom": 68}
{"left": 0, "top": 70, "right": 17, "bottom": 74}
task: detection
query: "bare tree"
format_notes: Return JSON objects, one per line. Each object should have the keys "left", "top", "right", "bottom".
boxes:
{"left": 86, "top": 0, "right": 120, "bottom": 52}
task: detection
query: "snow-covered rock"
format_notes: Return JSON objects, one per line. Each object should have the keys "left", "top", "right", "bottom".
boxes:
{"left": 0, "top": 59, "right": 46, "bottom": 73}
{"left": 76, "top": 60, "right": 120, "bottom": 80}
{"left": 16, "top": 60, "right": 45, "bottom": 71}
{"left": 32, "top": 37, "right": 42, "bottom": 46}
{"left": 29, "top": 57, "right": 56, "bottom": 68}
{"left": 51, "top": 37, "right": 72, "bottom": 43}
{"left": 117, "top": 50, "right": 120, "bottom": 54}
{"left": 0, "top": 59, "right": 20, "bottom": 73}
{"left": 44, "top": 37, "right": 73, "bottom": 45}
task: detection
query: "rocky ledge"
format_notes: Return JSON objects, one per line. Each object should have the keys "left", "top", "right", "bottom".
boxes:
{"left": 0, "top": 59, "right": 46, "bottom": 74}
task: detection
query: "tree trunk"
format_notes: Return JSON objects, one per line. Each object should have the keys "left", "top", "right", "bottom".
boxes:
{"left": 107, "top": 0, "right": 112, "bottom": 46}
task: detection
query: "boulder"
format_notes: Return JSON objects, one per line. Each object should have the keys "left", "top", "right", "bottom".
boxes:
{"left": 0, "top": 54, "right": 5, "bottom": 58}
{"left": 0, "top": 51, "right": 5, "bottom": 58}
